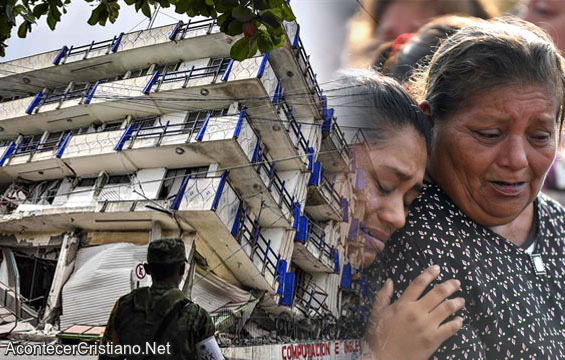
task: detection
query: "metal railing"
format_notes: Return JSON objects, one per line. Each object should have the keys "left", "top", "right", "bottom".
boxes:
{"left": 40, "top": 82, "right": 93, "bottom": 106}
{"left": 153, "top": 60, "right": 230, "bottom": 91}
{"left": 256, "top": 153, "right": 295, "bottom": 214}
{"left": 295, "top": 278, "right": 330, "bottom": 319}
{"left": 325, "top": 121, "right": 350, "bottom": 159}
{"left": 306, "top": 217, "right": 333, "bottom": 261}
{"left": 170, "top": 18, "right": 218, "bottom": 41}
{"left": 320, "top": 175, "right": 342, "bottom": 211}
{"left": 235, "top": 212, "right": 280, "bottom": 280}
{"left": 0, "top": 280, "right": 20, "bottom": 323}
{"left": 13, "top": 135, "right": 64, "bottom": 156}
{"left": 214, "top": 314, "right": 338, "bottom": 346}
{"left": 349, "top": 128, "right": 370, "bottom": 149}
{"left": 278, "top": 97, "right": 310, "bottom": 155}
{"left": 54, "top": 33, "right": 123, "bottom": 65}
{"left": 291, "top": 27, "right": 324, "bottom": 112}
{"left": 127, "top": 120, "right": 202, "bottom": 146}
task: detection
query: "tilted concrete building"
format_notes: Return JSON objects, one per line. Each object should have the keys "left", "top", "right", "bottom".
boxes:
{"left": 0, "top": 11, "right": 370, "bottom": 351}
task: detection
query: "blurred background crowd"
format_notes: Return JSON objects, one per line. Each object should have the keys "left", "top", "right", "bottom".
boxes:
{"left": 328, "top": 0, "right": 565, "bottom": 202}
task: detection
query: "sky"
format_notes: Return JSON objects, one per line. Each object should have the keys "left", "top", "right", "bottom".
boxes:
{"left": 3, "top": 0, "right": 359, "bottom": 82}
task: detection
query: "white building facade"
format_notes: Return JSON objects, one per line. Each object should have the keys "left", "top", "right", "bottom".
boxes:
{"left": 0, "top": 11, "right": 370, "bottom": 352}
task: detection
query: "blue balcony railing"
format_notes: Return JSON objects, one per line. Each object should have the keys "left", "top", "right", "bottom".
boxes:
{"left": 143, "top": 59, "right": 232, "bottom": 94}
{"left": 321, "top": 175, "right": 342, "bottom": 211}
{"left": 322, "top": 108, "right": 350, "bottom": 159}
{"left": 126, "top": 115, "right": 209, "bottom": 145}
{"left": 278, "top": 97, "right": 310, "bottom": 155}
{"left": 290, "top": 24, "right": 324, "bottom": 112}
{"left": 233, "top": 208, "right": 281, "bottom": 280}
{"left": 13, "top": 135, "right": 63, "bottom": 156}
{"left": 26, "top": 81, "right": 100, "bottom": 114}
{"left": 53, "top": 33, "right": 124, "bottom": 65}
{"left": 295, "top": 274, "right": 329, "bottom": 318}
{"left": 295, "top": 215, "right": 333, "bottom": 262}
{"left": 255, "top": 150, "right": 295, "bottom": 215}
{"left": 169, "top": 18, "right": 218, "bottom": 41}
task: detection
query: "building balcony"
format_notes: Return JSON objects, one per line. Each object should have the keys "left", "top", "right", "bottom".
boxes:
{"left": 248, "top": 91, "right": 312, "bottom": 171}
{"left": 268, "top": 22, "right": 325, "bottom": 122}
{"left": 293, "top": 216, "right": 336, "bottom": 273}
{"left": 0, "top": 19, "right": 231, "bottom": 98}
{"left": 0, "top": 54, "right": 278, "bottom": 139}
{"left": 294, "top": 272, "right": 330, "bottom": 319}
{"left": 318, "top": 108, "right": 350, "bottom": 173}
{"left": 228, "top": 207, "right": 287, "bottom": 293}
{"left": 305, "top": 163, "right": 347, "bottom": 222}
{"left": 0, "top": 110, "right": 252, "bottom": 179}
{"left": 0, "top": 113, "right": 296, "bottom": 228}
{"left": 0, "top": 173, "right": 289, "bottom": 294}
{"left": 0, "top": 171, "right": 237, "bottom": 232}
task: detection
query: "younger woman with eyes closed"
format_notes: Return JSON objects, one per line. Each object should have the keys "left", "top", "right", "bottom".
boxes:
{"left": 332, "top": 70, "right": 465, "bottom": 359}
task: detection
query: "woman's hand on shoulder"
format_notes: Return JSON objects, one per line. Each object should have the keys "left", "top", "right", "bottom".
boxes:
{"left": 367, "top": 265, "right": 464, "bottom": 360}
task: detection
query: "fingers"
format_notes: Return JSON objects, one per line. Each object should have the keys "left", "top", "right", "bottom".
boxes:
{"left": 400, "top": 265, "right": 440, "bottom": 302}
{"left": 429, "top": 297, "right": 465, "bottom": 325}
{"left": 435, "top": 316, "right": 464, "bottom": 344}
{"left": 373, "top": 278, "right": 394, "bottom": 312}
{"left": 419, "top": 279, "right": 461, "bottom": 312}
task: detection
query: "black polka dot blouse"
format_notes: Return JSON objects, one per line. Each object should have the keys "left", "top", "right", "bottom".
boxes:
{"left": 370, "top": 182, "right": 565, "bottom": 359}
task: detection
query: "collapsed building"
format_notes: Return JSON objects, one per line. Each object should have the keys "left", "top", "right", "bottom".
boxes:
{"left": 0, "top": 9, "right": 372, "bottom": 351}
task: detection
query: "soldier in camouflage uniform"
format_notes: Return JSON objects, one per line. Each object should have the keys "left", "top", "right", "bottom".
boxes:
{"left": 99, "top": 238, "right": 219, "bottom": 360}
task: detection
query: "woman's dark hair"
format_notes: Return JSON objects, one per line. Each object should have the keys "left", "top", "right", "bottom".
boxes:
{"left": 413, "top": 17, "right": 565, "bottom": 127}
{"left": 373, "top": 0, "right": 496, "bottom": 22}
{"left": 332, "top": 69, "right": 431, "bottom": 151}
{"left": 385, "top": 15, "right": 481, "bottom": 82}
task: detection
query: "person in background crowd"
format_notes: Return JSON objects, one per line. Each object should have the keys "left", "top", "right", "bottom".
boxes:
{"left": 332, "top": 70, "right": 465, "bottom": 359}
{"left": 373, "top": 15, "right": 480, "bottom": 84}
{"left": 367, "top": 18, "right": 565, "bottom": 358}
{"left": 100, "top": 238, "right": 222, "bottom": 360}
{"left": 523, "top": 0, "right": 565, "bottom": 196}
{"left": 523, "top": 0, "right": 565, "bottom": 54}
{"left": 344, "top": 0, "right": 499, "bottom": 68}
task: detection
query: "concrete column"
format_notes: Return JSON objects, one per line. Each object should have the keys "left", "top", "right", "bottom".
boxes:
{"left": 180, "top": 236, "right": 195, "bottom": 299}
{"left": 40, "top": 232, "right": 80, "bottom": 326}
{"left": 150, "top": 220, "right": 162, "bottom": 242}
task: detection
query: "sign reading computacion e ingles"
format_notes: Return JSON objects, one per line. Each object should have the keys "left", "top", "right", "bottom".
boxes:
{"left": 222, "top": 339, "right": 363, "bottom": 360}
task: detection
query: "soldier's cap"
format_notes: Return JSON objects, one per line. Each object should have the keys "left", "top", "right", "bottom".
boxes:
{"left": 147, "top": 238, "right": 187, "bottom": 265}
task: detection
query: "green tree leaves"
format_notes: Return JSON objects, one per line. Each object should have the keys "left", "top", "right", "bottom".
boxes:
{"left": 0, "top": 0, "right": 295, "bottom": 58}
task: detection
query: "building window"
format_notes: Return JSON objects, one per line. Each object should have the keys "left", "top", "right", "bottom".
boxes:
{"left": 207, "top": 58, "right": 230, "bottom": 76}
{"left": 107, "top": 175, "right": 130, "bottom": 185}
{"left": 182, "top": 107, "right": 230, "bottom": 132}
{"left": 15, "top": 134, "right": 43, "bottom": 154}
{"left": 40, "top": 131, "right": 64, "bottom": 151}
{"left": 131, "top": 117, "right": 158, "bottom": 130}
{"left": 0, "top": 138, "right": 14, "bottom": 147}
{"left": 154, "top": 62, "right": 182, "bottom": 74}
{"left": 77, "top": 178, "right": 96, "bottom": 187}
{"left": 128, "top": 67, "right": 150, "bottom": 79}
{"left": 158, "top": 167, "right": 209, "bottom": 200}
{"left": 28, "top": 180, "right": 61, "bottom": 205}
{"left": 102, "top": 121, "right": 123, "bottom": 132}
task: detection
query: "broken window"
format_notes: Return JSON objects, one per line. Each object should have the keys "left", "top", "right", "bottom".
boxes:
{"left": 28, "top": 179, "right": 62, "bottom": 205}
{"left": 13, "top": 249, "right": 57, "bottom": 315}
{"left": 158, "top": 166, "right": 209, "bottom": 200}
